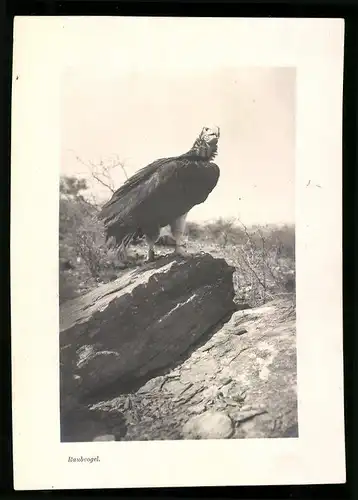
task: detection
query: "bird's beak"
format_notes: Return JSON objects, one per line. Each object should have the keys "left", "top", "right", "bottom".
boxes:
{"left": 208, "top": 126, "right": 220, "bottom": 144}
{"left": 202, "top": 125, "right": 220, "bottom": 142}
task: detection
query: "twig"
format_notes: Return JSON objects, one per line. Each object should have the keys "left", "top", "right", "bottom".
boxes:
{"left": 69, "top": 150, "right": 129, "bottom": 194}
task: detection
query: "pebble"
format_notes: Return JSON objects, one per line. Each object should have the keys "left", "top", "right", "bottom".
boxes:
{"left": 234, "top": 328, "right": 248, "bottom": 336}
{"left": 218, "top": 376, "right": 232, "bottom": 386}
{"left": 182, "top": 411, "right": 234, "bottom": 439}
{"left": 92, "top": 434, "right": 116, "bottom": 441}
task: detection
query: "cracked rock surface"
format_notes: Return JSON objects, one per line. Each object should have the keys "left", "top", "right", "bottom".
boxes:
{"left": 91, "top": 297, "right": 297, "bottom": 441}
{"left": 60, "top": 253, "right": 236, "bottom": 441}
{"left": 60, "top": 253, "right": 297, "bottom": 442}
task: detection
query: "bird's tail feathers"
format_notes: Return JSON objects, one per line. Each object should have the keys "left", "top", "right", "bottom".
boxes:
{"left": 122, "top": 232, "right": 137, "bottom": 248}
{"left": 106, "top": 230, "right": 137, "bottom": 249}
{"left": 116, "top": 231, "right": 137, "bottom": 261}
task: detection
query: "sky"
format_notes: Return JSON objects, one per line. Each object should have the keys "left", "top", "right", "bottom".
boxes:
{"left": 61, "top": 64, "right": 295, "bottom": 226}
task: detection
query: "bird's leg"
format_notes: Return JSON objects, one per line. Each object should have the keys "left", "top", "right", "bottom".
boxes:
{"left": 146, "top": 243, "right": 155, "bottom": 262}
{"left": 170, "top": 213, "right": 189, "bottom": 258}
{"left": 145, "top": 231, "right": 159, "bottom": 262}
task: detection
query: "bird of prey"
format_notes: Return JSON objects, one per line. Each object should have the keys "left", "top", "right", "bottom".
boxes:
{"left": 98, "top": 125, "right": 221, "bottom": 263}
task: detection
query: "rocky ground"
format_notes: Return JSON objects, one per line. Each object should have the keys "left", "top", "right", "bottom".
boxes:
{"left": 92, "top": 297, "right": 297, "bottom": 441}
{"left": 60, "top": 252, "right": 297, "bottom": 442}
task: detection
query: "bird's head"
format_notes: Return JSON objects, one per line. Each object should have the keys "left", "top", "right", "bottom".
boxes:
{"left": 199, "top": 125, "right": 220, "bottom": 146}
{"left": 189, "top": 125, "right": 220, "bottom": 160}
{"left": 184, "top": 125, "right": 221, "bottom": 160}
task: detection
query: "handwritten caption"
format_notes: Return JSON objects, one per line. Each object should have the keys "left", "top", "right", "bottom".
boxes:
{"left": 68, "top": 456, "right": 100, "bottom": 463}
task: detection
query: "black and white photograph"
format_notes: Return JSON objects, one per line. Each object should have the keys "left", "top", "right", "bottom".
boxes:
{"left": 59, "top": 65, "right": 297, "bottom": 443}
{"left": 11, "top": 16, "right": 345, "bottom": 489}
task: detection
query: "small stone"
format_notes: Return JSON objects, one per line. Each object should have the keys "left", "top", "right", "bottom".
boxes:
{"left": 92, "top": 434, "right": 116, "bottom": 441}
{"left": 234, "top": 328, "right": 248, "bottom": 336}
{"left": 218, "top": 376, "right": 232, "bottom": 386}
{"left": 188, "top": 402, "right": 207, "bottom": 415}
{"left": 182, "top": 411, "right": 234, "bottom": 439}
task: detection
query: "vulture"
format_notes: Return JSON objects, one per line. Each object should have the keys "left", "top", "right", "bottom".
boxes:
{"left": 98, "top": 125, "right": 221, "bottom": 262}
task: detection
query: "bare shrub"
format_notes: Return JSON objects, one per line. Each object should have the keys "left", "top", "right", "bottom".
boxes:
{"left": 184, "top": 217, "right": 295, "bottom": 308}
{"left": 69, "top": 151, "right": 129, "bottom": 194}
{"left": 59, "top": 175, "right": 120, "bottom": 302}
{"left": 222, "top": 220, "right": 295, "bottom": 308}
{"left": 185, "top": 221, "right": 204, "bottom": 240}
{"left": 200, "top": 218, "right": 246, "bottom": 247}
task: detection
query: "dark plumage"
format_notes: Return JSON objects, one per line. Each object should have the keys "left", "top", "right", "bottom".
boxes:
{"left": 98, "top": 125, "right": 221, "bottom": 262}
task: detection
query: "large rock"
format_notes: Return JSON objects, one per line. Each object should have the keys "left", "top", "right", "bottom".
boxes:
{"left": 60, "top": 253, "right": 236, "bottom": 423}
{"left": 91, "top": 297, "right": 297, "bottom": 441}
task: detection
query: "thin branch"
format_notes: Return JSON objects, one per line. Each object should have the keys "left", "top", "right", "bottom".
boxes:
{"left": 69, "top": 150, "right": 129, "bottom": 194}
{"left": 237, "top": 216, "right": 284, "bottom": 289}
{"left": 90, "top": 171, "right": 116, "bottom": 194}
{"left": 237, "top": 246, "right": 266, "bottom": 290}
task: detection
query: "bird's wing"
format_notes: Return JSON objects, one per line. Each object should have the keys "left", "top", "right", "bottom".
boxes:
{"left": 99, "top": 157, "right": 172, "bottom": 217}
{"left": 98, "top": 157, "right": 179, "bottom": 225}
{"left": 99, "top": 157, "right": 220, "bottom": 246}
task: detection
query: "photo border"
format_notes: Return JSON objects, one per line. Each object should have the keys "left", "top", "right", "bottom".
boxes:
{"left": 9, "top": 13, "right": 347, "bottom": 492}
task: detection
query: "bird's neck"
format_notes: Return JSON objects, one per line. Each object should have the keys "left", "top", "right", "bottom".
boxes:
{"left": 179, "top": 138, "right": 218, "bottom": 162}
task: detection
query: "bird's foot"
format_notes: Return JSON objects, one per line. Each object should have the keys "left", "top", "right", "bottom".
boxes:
{"left": 145, "top": 248, "right": 156, "bottom": 263}
{"left": 174, "top": 245, "right": 190, "bottom": 258}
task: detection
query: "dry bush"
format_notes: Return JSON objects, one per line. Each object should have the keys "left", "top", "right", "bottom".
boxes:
{"left": 229, "top": 238, "right": 295, "bottom": 308}
{"left": 185, "top": 217, "right": 295, "bottom": 308}
{"left": 59, "top": 176, "right": 119, "bottom": 302}
{"left": 185, "top": 221, "right": 209, "bottom": 241}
